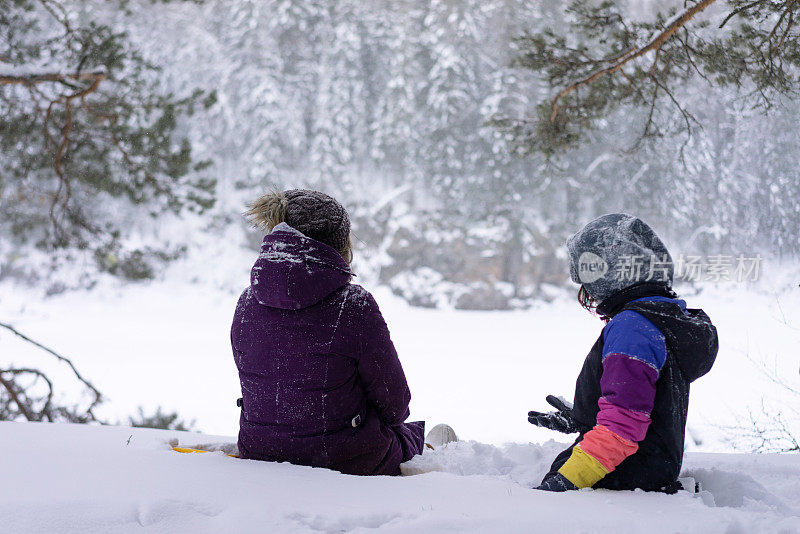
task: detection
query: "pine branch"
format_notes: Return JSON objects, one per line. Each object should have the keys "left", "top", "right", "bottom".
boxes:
{"left": 0, "top": 71, "right": 106, "bottom": 86}
{"left": 549, "top": 0, "right": 717, "bottom": 122}
{"left": 31, "top": 72, "right": 106, "bottom": 245}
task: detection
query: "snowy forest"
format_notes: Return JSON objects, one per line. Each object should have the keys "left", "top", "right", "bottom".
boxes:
{"left": 1, "top": 1, "right": 800, "bottom": 531}
{"left": 2, "top": 0, "right": 799, "bottom": 307}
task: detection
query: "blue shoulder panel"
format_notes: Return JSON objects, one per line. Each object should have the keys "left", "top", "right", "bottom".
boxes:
{"left": 602, "top": 310, "right": 667, "bottom": 371}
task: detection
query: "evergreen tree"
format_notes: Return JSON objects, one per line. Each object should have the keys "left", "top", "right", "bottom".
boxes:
{"left": 0, "top": 0, "right": 215, "bottom": 284}
{"left": 129, "top": 406, "right": 196, "bottom": 431}
{"left": 498, "top": 0, "right": 800, "bottom": 156}
{"left": 308, "top": 1, "right": 368, "bottom": 196}
{"left": 370, "top": 2, "right": 429, "bottom": 203}
{"left": 7, "top": 0, "right": 796, "bottom": 293}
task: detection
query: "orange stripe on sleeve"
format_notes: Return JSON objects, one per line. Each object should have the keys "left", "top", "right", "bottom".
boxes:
{"left": 579, "top": 425, "right": 639, "bottom": 473}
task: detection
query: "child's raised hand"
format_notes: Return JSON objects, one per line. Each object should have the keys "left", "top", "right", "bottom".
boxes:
{"left": 527, "top": 410, "right": 580, "bottom": 434}
{"left": 528, "top": 394, "right": 580, "bottom": 434}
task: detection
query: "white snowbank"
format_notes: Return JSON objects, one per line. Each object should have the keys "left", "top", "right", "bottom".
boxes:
{"left": 1, "top": 422, "right": 797, "bottom": 533}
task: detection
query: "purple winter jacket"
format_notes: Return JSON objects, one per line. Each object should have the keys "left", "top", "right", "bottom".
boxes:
{"left": 231, "top": 223, "right": 425, "bottom": 475}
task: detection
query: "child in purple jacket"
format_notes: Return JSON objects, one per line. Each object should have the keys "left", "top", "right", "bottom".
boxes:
{"left": 231, "top": 189, "right": 426, "bottom": 475}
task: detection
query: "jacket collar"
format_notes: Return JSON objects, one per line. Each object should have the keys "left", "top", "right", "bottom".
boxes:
{"left": 596, "top": 282, "right": 677, "bottom": 320}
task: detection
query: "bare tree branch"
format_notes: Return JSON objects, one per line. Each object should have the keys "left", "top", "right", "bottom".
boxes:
{"left": 0, "top": 368, "right": 55, "bottom": 421}
{"left": 719, "top": 0, "right": 763, "bottom": 28}
{"left": 0, "top": 321, "right": 103, "bottom": 416}
{"left": 0, "top": 372, "right": 39, "bottom": 421}
{"left": 37, "top": 0, "right": 72, "bottom": 35}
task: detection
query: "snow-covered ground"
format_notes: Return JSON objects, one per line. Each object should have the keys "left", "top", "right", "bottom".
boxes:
{"left": 1, "top": 422, "right": 798, "bottom": 533}
{"left": 2, "top": 257, "right": 799, "bottom": 532}
{"left": 1, "top": 267, "right": 798, "bottom": 451}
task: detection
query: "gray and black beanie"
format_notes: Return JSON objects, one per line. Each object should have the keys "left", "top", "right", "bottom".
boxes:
{"left": 284, "top": 189, "right": 351, "bottom": 251}
{"left": 567, "top": 213, "right": 674, "bottom": 304}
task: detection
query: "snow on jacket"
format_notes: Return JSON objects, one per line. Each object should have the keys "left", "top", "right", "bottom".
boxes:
{"left": 231, "top": 223, "right": 425, "bottom": 475}
{"left": 555, "top": 292, "right": 718, "bottom": 490}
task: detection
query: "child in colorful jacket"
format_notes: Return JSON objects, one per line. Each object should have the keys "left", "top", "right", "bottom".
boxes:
{"left": 529, "top": 214, "right": 718, "bottom": 492}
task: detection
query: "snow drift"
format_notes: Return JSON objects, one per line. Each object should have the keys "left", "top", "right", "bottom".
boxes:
{"left": 1, "top": 422, "right": 797, "bottom": 533}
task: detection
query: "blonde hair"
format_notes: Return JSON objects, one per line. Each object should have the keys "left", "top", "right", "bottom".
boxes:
{"left": 245, "top": 189, "right": 354, "bottom": 265}
{"left": 245, "top": 188, "right": 288, "bottom": 232}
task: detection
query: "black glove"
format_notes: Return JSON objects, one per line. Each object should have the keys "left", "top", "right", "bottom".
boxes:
{"left": 528, "top": 395, "right": 580, "bottom": 434}
{"left": 536, "top": 472, "right": 578, "bottom": 492}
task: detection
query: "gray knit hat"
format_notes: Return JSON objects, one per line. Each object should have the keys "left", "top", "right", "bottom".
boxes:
{"left": 283, "top": 189, "right": 350, "bottom": 251}
{"left": 567, "top": 213, "right": 674, "bottom": 303}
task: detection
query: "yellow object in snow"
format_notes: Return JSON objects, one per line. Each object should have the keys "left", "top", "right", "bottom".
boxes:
{"left": 172, "top": 447, "right": 239, "bottom": 458}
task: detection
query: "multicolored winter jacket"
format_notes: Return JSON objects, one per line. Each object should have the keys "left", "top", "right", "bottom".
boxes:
{"left": 551, "top": 288, "right": 718, "bottom": 491}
